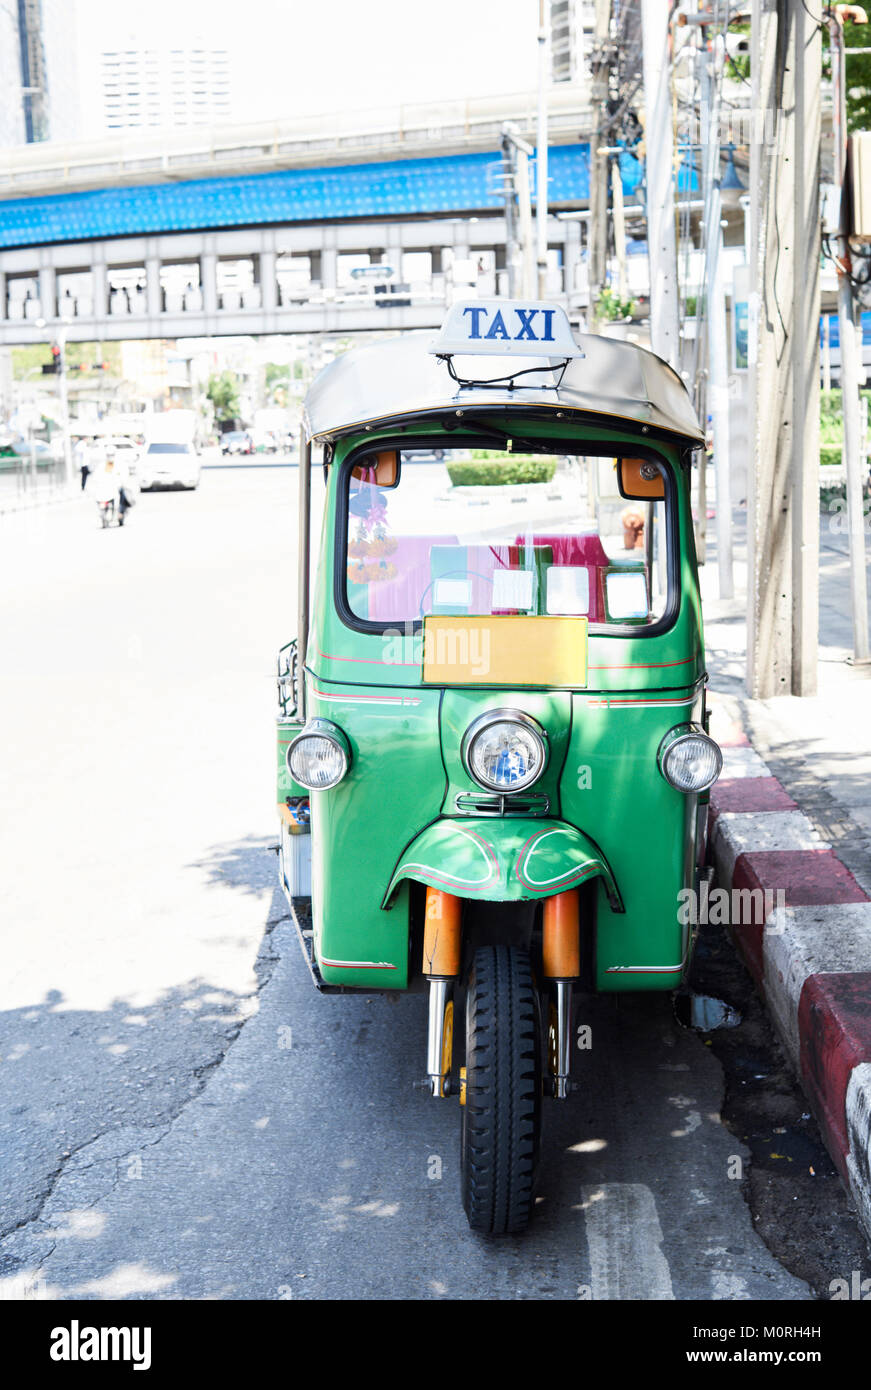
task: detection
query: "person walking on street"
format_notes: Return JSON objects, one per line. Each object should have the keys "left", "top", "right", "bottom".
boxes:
{"left": 83, "top": 436, "right": 106, "bottom": 493}
{"left": 92, "top": 446, "right": 133, "bottom": 526}
{"left": 75, "top": 437, "right": 91, "bottom": 491}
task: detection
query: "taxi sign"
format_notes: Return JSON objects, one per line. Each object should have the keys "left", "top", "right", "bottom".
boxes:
{"left": 430, "top": 299, "right": 584, "bottom": 359}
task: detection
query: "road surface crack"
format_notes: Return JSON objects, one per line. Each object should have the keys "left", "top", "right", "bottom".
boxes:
{"left": 0, "top": 898, "right": 286, "bottom": 1269}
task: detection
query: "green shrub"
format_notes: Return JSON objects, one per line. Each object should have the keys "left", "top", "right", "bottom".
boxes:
{"left": 819, "top": 388, "right": 871, "bottom": 465}
{"left": 594, "top": 286, "right": 638, "bottom": 322}
{"left": 446, "top": 455, "right": 558, "bottom": 487}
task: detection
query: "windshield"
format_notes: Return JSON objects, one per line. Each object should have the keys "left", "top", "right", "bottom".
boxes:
{"left": 342, "top": 445, "right": 673, "bottom": 632}
{"left": 147, "top": 442, "right": 190, "bottom": 454}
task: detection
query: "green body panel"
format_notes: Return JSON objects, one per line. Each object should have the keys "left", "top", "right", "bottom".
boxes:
{"left": 307, "top": 681, "right": 444, "bottom": 988}
{"left": 384, "top": 817, "right": 622, "bottom": 908}
{"left": 290, "top": 417, "right": 708, "bottom": 991}
{"left": 560, "top": 686, "right": 704, "bottom": 990}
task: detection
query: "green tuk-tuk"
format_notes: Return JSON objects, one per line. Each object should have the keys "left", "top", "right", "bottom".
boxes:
{"left": 276, "top": 300, "right": 722, "bottom": 1234}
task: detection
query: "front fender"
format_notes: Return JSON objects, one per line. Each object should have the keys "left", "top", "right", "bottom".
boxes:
{"left": 383, "top": 818, "right": 623, "bottom": 911}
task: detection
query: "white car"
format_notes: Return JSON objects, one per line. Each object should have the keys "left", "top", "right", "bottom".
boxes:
{"left": 139, "top": 441, "right": 201, "bottom": 491}
{"left": 107, "top": 438, "right": 141, "bottom": 481}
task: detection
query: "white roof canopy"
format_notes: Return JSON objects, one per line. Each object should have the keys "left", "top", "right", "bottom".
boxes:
{"left": 303, "top": 324, "right": 704, "bottom": 446}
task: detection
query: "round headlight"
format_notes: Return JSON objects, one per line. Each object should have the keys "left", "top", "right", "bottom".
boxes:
{"left": 288, "top": 720, "right": 350, "bottom": 790}
{"left": 462, "top": 710, "right": 547, "bottom": 793}
{"left": 658, "top": 724, "right": 722, "bottom": 793}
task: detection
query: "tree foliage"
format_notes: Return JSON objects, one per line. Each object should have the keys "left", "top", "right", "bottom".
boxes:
{"left": 823, "top": 17, "right": 871, "bottom": 133}
{"left": 206, "top": 370, "right": 240, "bottom": 422}
{"left": 729, "top": 18, "right": 871, "bottom": 132}
{"left": 12, "top": 342, "right": 122, "bottom": 378}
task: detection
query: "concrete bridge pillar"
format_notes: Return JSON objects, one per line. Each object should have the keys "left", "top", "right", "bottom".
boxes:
{"left": 38, "top": 264, "right": 56, "bottom": 320}
{"left": 145, "top": 254, "right": 162, "bottom": 318}
{"left": 386, "top": 237, "right": 402, "bottom": 279}
{"left": 321, "top": 248, "right": 337, "bottom": 294}
{"left": 259, "top": 249, "right": 277, "bottom": 312}
{"left": 200, "top": 251, "right": 218, "bottom": 314}
{"left": 450, "top": 241, "right": 473, "bottom": 295}
{"left": 92, "top": 260, "right": 108, "bottom": 319}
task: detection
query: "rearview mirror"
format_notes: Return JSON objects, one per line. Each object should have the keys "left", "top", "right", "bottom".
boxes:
{"left": 352, "top": 450, "right": 399, "bottom": 486}
{"left": 618, "top": 457, "right": 665, "bottom": 500}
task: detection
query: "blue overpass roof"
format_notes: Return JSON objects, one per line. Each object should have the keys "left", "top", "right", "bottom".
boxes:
{"left": 0, "top": 144, "right": 644, "bottom": 250}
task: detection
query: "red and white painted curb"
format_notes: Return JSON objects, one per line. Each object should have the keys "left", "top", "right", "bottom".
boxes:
{"left": 707, "top": 705, "right": 871, "bottom": 1240}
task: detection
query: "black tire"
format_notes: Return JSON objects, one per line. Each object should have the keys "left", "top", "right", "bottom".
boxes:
{"left": 461, "top": 944, "right": 542, "bottom": 1235}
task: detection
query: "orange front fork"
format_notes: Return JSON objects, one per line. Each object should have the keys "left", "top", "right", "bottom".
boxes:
{"left": 423, "top": 887, "right": 462, "bottom": 1097}
{"left": 424, "top": 886, "right": 462, "bottom": 977}
{"left": 542, "top": 889, "right": 580, "bottom": 1099}
{"left": 542, "top": 888, "right": 581, "bottom": 979}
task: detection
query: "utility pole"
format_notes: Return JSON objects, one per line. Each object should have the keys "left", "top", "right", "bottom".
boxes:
{"left": 611, "top": 161, "right": 628, "bottom": 300}
{"left": 641, "top": 0, "right": 680, "bottom": 368}
{"left": 703, "top": 33, "right": 734, "bottom": 600}
{"left": 36, "top": 314, "right": 74, "bottom": 490}
{"left": 536, "top": 0, "right": 550, "bottom": 297}
{"left": 501, "top": 131, "right": 521, "bottom": 297}
{"left": 57, "top": 323, "right": 73, "bottom": 491}
{"left": 747, "top": 0, "right": 822, "bottom": 696}
{"left": 502, "top": 125, "right": 536, "bottom": 297}
{"left": 588, "top": 0, "right": 612, "bottom": 326}
{"left": 826, "top": 5, "right": 870, "bottom": 664}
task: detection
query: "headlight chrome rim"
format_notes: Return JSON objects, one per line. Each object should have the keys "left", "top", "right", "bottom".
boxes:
{"left": 461, "top": 708, "right": 548, "bottom": 794}
{"left": 657, "top": 723, "right": 722, "bottom": 794}
{"left": 288, "top": 719, "right": 350, "bottom": 791}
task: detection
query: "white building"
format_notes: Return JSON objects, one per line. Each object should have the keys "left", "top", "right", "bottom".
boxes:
{"left": 41, "top": 0, "right": 81, "bottom": 141}
{"left": 0, "top": 0, "right": 26, "bottom": 146}
{"left": 94, "top": 41, "right": 232, "bottom": 133}
{"left": 72, "top": 0, "right": 237, "bottom": 139}
{"left": 0, "top": 0, "right": 81, "bottom": 145}
{"left": 550, "top": 0, "right": 595, "bottom": 92}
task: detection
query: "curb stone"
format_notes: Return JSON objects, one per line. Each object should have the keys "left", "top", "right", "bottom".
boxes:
{"left": 707, "top": 701, "right": 871, "bottom": 1243}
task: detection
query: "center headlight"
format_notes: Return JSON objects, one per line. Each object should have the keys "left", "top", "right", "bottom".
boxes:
{"left": 462, "top": 710, "right": 548, "bottom": 793}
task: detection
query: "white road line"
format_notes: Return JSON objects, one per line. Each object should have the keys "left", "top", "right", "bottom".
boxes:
{"left": 581, "top": 1183, "right": 675, "bottom": 1301}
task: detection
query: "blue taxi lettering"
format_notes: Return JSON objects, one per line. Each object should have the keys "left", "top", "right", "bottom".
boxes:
{"left": 485, "top": 310, "right": 510, "bottom": 340}
{"left": 539, "top": 309, "right": 556, "bottom": 341}
{"left": 461, "top": 305, "right": 557, "bottom": 344}
{"left": 462, "top": 306, "right": 487, "bottom": 337}
{"left": 514, "top": 308, "right": 538, "bottom": 339}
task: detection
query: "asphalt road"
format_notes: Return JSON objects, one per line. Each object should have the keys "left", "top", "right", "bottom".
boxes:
{"left": 0, "top": 457, "right": 844, "bottom": 1300}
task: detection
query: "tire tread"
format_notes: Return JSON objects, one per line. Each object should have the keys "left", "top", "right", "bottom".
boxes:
{"left": 461, "top": 944, "right": 541, "bottom": 1234}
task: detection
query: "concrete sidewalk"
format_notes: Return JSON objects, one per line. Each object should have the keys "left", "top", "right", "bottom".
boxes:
{"left": 702, "top": 504, "right": 871, "bottom": 1244}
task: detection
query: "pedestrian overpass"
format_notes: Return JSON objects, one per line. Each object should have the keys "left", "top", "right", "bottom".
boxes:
{"left": 0, "top": 92, "right": 644, "bottom": 344}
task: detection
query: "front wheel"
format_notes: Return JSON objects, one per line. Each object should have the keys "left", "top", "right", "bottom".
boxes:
{"left": 461, "top": 944, "right": 542, "bottom": 1235}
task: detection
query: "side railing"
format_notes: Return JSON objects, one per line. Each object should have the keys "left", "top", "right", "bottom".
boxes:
{"left": 277, "top": 638, "right": 298, "bottom": 718}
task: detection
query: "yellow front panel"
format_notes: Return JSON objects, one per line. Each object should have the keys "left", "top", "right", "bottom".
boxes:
{"left": 422, "top": 616, "right": 588, "bottom": 687}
